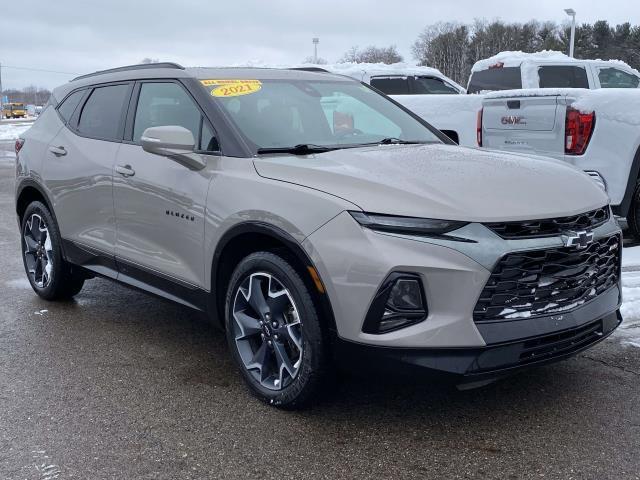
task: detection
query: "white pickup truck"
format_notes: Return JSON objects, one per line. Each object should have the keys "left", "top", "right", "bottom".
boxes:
{"left": 475, "top": 52, "right": 640, "bottom": 237}
{"left": 480, "top": 87, "right": 640, "bottom": 238}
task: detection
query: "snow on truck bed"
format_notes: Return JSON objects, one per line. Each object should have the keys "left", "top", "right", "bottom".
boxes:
{"left": 484, "top": 87, "right": 640, "bottom": 126}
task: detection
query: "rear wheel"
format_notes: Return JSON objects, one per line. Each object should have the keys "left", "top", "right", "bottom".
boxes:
{"left": 627, "top": 180, "right": 640, "bottom": 242}
{"left": 21, "top": 201, "right": 85, "bottom": 300}
{"left": 224, "top": 252, "right": 329, "bottom": 409}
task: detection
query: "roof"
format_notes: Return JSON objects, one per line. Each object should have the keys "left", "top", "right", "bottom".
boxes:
{"left": 52, "top": 63, "right": 352, "bottom": 102}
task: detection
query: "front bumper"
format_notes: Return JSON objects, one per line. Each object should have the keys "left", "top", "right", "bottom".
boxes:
{"left": 334, "top": 308, "right": 622, "bottom": 385}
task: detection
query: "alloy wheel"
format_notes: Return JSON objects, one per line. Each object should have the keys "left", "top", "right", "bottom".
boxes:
{"left": 232, "top": 272, "right": 303, "bottom": 390}
{"left": 23, "top": 213, "right": 53, "bottom": 288}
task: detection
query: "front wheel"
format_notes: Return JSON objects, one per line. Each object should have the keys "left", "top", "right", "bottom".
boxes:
{"left": 224, "top": 252, "right": 329, "bottom": 409}
{"left": 21, "top": 201, "right": 85, "bottom": 300}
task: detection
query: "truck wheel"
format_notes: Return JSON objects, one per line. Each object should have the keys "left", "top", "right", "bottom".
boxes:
{"left": 21, "top": 201, "right": 85, "bottom": 300}
{"left": 224, "top": 251, "right": 330, "bottom": 409}
{"left": 627, "top": 180, "right": 640, "bottom": 242}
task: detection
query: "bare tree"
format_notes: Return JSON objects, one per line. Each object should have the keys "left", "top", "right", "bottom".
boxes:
{"left": 339, "top": 45, "right": 403, "bottom": 64}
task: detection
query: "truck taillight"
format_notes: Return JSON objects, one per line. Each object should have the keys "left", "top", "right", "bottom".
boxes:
{"left": 476, "top": 108, "right": 483, "bottom": 147}
{"left": 15, "top": 138, "right": 25, "bottom": 155}
{"left": 565, "top": 108, "right": 595, "bottom": 155}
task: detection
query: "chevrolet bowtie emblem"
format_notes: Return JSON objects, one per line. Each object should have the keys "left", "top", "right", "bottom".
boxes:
{"left": 562, "top": 230, "right": 594, "bottom": 249}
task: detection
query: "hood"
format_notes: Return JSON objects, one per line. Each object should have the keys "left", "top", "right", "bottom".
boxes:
{"left": 253, "top": 144, "right": 609, "bottom": 222}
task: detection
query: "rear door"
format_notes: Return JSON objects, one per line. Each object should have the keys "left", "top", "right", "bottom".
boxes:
{"left": 113, "top": 80, "right": 219, "bottom": 295}
{"left": 43, "top": 83, "right": 132, "bottom": 264}
{"left": 481, "top": 94, "right": 564, "bottom": 154}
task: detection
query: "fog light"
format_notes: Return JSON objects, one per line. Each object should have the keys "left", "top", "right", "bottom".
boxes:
{"left": 362, "top": 273, "right": 428, "bottom": 334}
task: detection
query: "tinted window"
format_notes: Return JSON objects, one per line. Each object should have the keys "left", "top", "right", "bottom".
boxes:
{"left": 598, "top": 68, "right": 640, "bottom": 88}
{"left": 412, "top": 76, "right": 459, "bottom": 94}
{"left": 57, "top": 90, "right": 85, "bottom": 123}
{"left": 77, "top": 84, "right": 129, "bottom": 140}
{"left": 467, "top": 67, "right": 522, "bottom": 94}
{"left": 133, "top": 82, "right": 202, "bottom": 144}
{"left": 370, "top": 77, "right": 410, "bottom": 95}
{"left": 538, "top": 66, "right": 589, "bottom": 88}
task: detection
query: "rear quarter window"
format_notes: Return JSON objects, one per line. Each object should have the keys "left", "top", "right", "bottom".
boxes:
{"left": 538, "top": 65, "right": 589, "bottom": 88}
{"left": 467, "top": 67, "right": 522, "bottom": 94}
{"left": 57, "top": 90, "right": 85, "bottom": 124}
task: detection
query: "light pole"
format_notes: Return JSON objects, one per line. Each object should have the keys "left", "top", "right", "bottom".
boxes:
{"left": 312, "top": 38, "right": 319, "bottom": 63}
{"left": 565, "top": 8, "right": 576, "bottom": 58}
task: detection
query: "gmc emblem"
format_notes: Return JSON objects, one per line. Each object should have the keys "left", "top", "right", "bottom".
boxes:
{"left": 501, "top": 115, "right": 527, "bottom": 125}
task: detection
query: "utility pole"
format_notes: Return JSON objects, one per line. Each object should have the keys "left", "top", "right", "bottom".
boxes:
{"left": 565, "top": 9, "right": 576, "bottom": 58}
{"left": 312, "top": 38, "right": 319, "bottom": 63}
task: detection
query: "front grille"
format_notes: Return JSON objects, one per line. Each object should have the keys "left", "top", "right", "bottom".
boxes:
{"left": 473, "top": 234, "right": 620, "bottom": 322}
{"left": 485, "top": 206, "right": 610, "bottom": 239}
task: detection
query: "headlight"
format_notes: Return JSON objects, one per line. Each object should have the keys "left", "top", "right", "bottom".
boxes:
{"left": 349, "top": 211, "right": 467, "bottom": 237}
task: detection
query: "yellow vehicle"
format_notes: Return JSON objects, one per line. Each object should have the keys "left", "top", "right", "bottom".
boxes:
{"left": 2, "top": 103, "right": 27, "bottom": 119}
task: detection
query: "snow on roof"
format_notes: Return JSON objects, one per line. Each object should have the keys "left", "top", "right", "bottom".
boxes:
{"left": 471, "top": 50, "right": 640, "bottom": 76}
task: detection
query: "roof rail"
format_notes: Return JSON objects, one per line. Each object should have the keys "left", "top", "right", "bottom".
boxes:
{"left": 71, "top": 62, "right": 185, "bottom": 82}
{"left": 288, "top": 67, "right": 329, "bottom": 73}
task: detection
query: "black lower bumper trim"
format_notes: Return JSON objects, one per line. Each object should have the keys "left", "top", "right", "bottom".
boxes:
{"left": 335, "top": 310, "right": 622, "bottom": 383}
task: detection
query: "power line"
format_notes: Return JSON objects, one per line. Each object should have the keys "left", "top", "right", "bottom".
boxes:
{"left": 2, "top": 65, "right": 80, "bottom": 76}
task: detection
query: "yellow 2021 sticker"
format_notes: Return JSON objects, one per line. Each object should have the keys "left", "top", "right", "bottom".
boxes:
{"left": 200, "top": 79, "right": 262, "bottom": 97}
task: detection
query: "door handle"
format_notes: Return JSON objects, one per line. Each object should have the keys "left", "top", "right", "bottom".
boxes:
{"left": 48, "top": 146, "right": 67, "bottom": 157}
{"left": 115, "top": 165, "right": 135, "bottom": 177}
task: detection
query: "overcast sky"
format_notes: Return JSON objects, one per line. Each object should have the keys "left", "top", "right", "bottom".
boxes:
{"left": 1, "top": 0, "right": 637, "bottom": 90}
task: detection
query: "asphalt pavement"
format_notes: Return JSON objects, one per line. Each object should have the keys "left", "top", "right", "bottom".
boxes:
{"left": 0, "top": 140, "right": 638, "bottom": 480}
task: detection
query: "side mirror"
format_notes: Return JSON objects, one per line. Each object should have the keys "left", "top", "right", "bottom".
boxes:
{"left": 141, "top": 126, "right": 206, "bottom": 170}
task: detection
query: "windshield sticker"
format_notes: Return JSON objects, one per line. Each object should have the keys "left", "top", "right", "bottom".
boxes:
{"left": 200, "top": 79, "right": 262, "bottom": 97}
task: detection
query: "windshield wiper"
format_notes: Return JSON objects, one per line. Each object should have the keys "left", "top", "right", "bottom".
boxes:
{"left": 256, "top": 144, "right": 335, "bottom": 155}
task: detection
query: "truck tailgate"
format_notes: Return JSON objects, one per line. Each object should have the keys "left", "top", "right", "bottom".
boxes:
{"left": 482, "top": 94, "right": 564, "bottom": 154}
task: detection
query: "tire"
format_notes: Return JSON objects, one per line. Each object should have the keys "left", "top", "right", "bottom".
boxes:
{"left": 627, "top": 180, "right": 640, "bottom": 242}
{"left": 224, "top": 251, "right": 329, "bottom": 409}
{"left": 20, "top": 201, "right": 85, "bottom": 300}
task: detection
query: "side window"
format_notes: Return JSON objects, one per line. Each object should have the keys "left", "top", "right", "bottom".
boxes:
{"left": 370, "top": 77, "right": 411, "bottom": 95}
{"left": 412, "top": 76, "right": 460, "bottom": 94}
{"left": 598, "top": 68, "right": 640, "bottom": 88}
{"left": 467, "top": 67, "right": 522, "bottom": 94}
{"left": 538, "top": 66, "right": 589, "bottom": 88}
{"left": 133, "top": 82, "right": 203, "bottom": 146}
{"left": 77, "top": 84, "right": 130, "bottom": 140}
{"left": 57, "top": 90, "right": 85, "bottom": 123}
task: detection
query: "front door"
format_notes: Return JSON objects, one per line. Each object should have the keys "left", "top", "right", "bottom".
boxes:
{"left": 113, "top": 81, "right": 219, "bottom": 297}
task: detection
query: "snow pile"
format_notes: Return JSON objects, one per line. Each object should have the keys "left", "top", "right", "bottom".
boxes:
{"left": 0, "top": 122, "right": 33, "bottom": 141}
{"left": 572, "top": 89, "right": 640, "bottom": 126}
{"left": 618, "top": 246, "right": 640, "bottom": 348}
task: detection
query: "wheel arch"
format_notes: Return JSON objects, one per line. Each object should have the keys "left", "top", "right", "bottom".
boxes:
{"left": 613, "top": 143, "right": 640, "bottom": 218}
{"left": 15, "top": 180, "right": 58, "bottom": 227}
{"left": 210, "top": 222, "right": 337, "bottom": 335}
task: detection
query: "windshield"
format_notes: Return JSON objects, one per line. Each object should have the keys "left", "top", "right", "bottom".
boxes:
{"left": 202, "top": 78, "right": 443, "bottom": 152}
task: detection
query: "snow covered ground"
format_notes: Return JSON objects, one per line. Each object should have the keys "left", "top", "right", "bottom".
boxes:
{"left": 0, "top": 122, "right": 34, "bottom": 141}
{"left": 618, "top": 246, "right": 640, "bottom": 348}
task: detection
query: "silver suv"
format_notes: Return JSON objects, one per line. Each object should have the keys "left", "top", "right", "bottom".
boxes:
{"left": 15, "top": 63, "right": 622, "bottom": 408}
